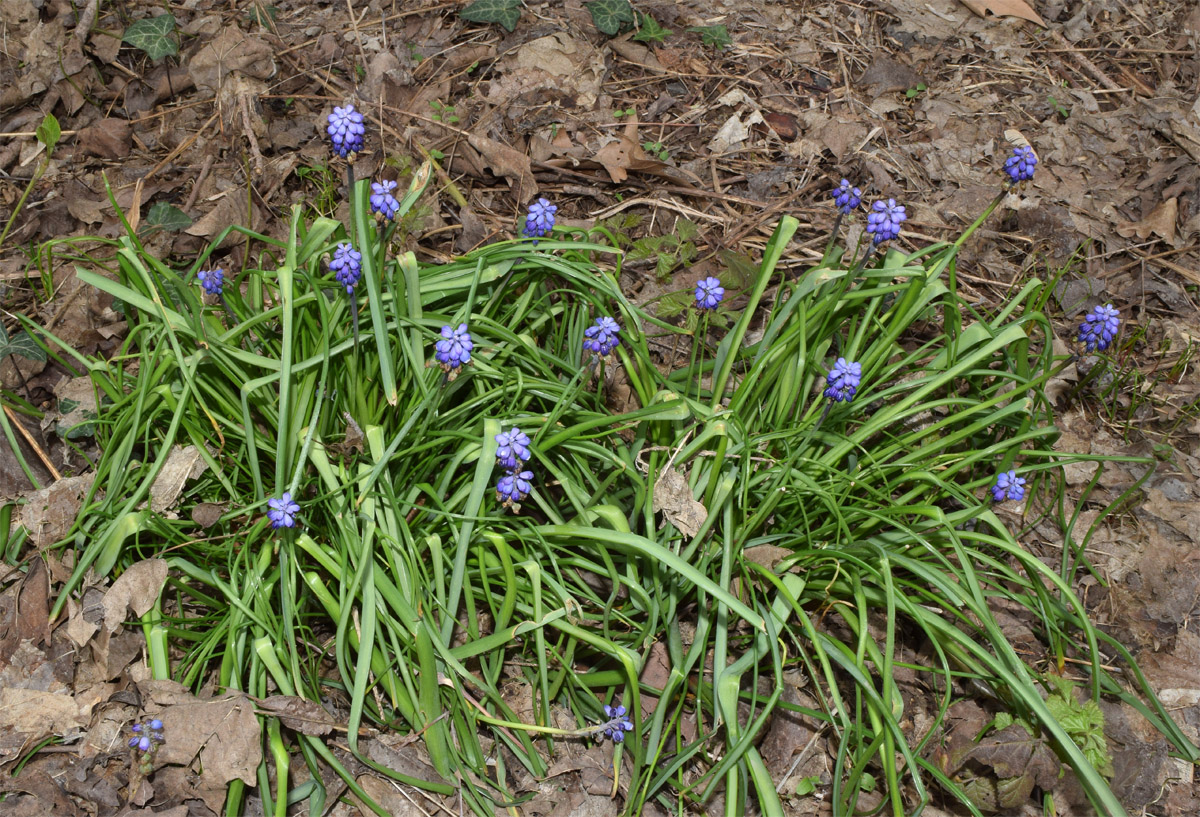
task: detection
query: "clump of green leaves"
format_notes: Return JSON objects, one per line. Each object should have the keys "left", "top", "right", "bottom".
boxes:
{"left": 634, "top": 13, "right": 672, "bottom": 44}
{"left": 642, "top": 140, "right": 670, "bottom": 161}
{"left": 122, "top": 14, "right": 179, "bottom": 61}
{"left": 618, "top": 216, "right": 699, "bottom": 280}
{"left": 586, "top": 0, "right": 635, "bottom": 35}
{"left": 688, "top": 24, "right": 731, "bottom": 50}
{"left": 459, "top": 0, "right": 521, "bottom": 32}
{"left": 429, "top": 100, "right": 459, "bottom": 124}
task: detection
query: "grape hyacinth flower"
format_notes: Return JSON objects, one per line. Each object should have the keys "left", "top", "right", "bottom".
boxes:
{"left": 601, "top": 704, "right": 634, "bottom": 744}
{"left": 496, "top": 469, "right": 534, "bottom": 508}
{"left": 991, "top": 470, "right": 1026, "bottom": 503}
{"left": 267, "top": 492, "right": 300, "bottom": 529}
{"left": 1077, "top": 303, "right": 1121, "bottom": 352}
{"left": 522, "top": 198, "right": 557, "bottom": 241}
{"left": 197, "top": 268, "right": 224, "bottom": 297}
{"left": 495, "top": 428, "right": 532, "bottom": 471}
{"left": 866, "top": 199, "right": 906, "bottom": 245}
{"left": 326, "top": 104, "right": 365, "bottom": 158}
{"left": 694, "top": 277, "right": 725, "bottom": 311}
{"left": 129, "top": 719, "right": 165, "bottom": 773}
{"left": 434, "top": 324, "right": 474, "bottom": 375}
{"left": 583, "top": 316, "right": 621, "bottom": 358}
{"left": 831, "top": 179, "right": 862, "bottom": 215}
{"left": 824, "top": 358, "right": 862, "bottom": 403}
{"left": 1003, "top": 145, "right": 1038, "bottom": 186}
{"left": 370, "top": 180, "right": 400, "bottom": 221}
{"left": 328, "top": 242, "right": 362, "bottom": 294}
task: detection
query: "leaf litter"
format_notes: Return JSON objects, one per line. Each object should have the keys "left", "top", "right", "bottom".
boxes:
{"left": 1, "top": 0, "right": 1199, "bottom": 813}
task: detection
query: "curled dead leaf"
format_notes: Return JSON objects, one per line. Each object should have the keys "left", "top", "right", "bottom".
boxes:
{"left": 959, "top": 0, "right": 1046, "bottom": 26}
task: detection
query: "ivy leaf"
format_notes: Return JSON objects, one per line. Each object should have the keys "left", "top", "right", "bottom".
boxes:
{"left": 688, "top": 24, "right": 732, "bottom": 50}
{"left": 718, "top": 249, "right": 758, "bottom": 289}
{"left": 123, "top": 14, "right": 179, "bottom": 61}
{"left": 0, "top": 324, "right": 47, "bottom": 364}
{"left": 144, "top": 202, "right": 192, "bottom": 232}
{"left": 36, "top": 114, "right": 61, "bottom": 154}
{"left": 633, "top": 13, "right": 672, "bottom": 44}
{"left": 586, "top": 0, "right": 634, "bottom": 36}
{"left": 459, "top": 0, "right": 521, "bottom": 32}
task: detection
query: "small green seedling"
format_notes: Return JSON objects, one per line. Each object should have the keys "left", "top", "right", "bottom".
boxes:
{"left": 642, "top": 141, "right": 670, "bottom": 161}
{"left": 430, "top": 100, "right": 459, "bottom": 124}
{"left": 613, "top": 108, "right": 636, "bottom": 119}
{"left": 633, "top": 14, "right": 672, "bottom": 44}
{"left": 905, "top": 82, "right": 927, "bottom": 99}
{"left": 688, "top": 24, "right": 731, "bottom": 50}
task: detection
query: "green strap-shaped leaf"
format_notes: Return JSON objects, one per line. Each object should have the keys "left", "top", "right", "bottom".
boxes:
{"left": 459, "top": 0, "right": 521, "bottom": 32}
{"left": 123, "top": 15, "right": 179, "bottom": 61}
{"left": 585, "top": 0, "right": 634, "bottom": 36}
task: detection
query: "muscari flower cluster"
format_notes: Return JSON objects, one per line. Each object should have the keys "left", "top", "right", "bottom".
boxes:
{"left": 197, "top": 268, "right": 224, "bottom": 297}
{"left": 599, "top": 704, "right": 634, "bottom": 744}
{"left": 583, "top": 316, "right": 621, "bottom": 358}
{"left": 866, "top": 199, "right": 906, "bottom": 244}
{"left": 522, "top": 198, "right": 557, "bottom": 241}
{"left": 327, "top": 104, "right": 365, "bottom": 158}
{"left": 267, "top": 492, "right": 300, "bottom": 529}
{"left": 825, "top": 357, "right": 862, "bottom": 403}
{"left": 831, "top": 179, "right": 862, "bottom": 215}
{"left": 1004, "top": 145, "right": 1038, "bottom": 186}
{"left": 694, "top": 277, "right": 724, "bottom": 311}
{"left": 370, "top": 180, "right": 400, "bottom": 221}
{"left": 129, "top": 719, "right": 165, "bottom": 773}
{"left": 991, "top": 469, "right": 1026, "bottom": 503}
{"left": 1077, "top": 303, "right": 1121, "bottom": 352}
{"left": 434, "top": 324, "right": 473, "bottom": 379}
{"left": 495, "top": 427, "right": 534, "bottom": 509}
{"left": 329, "top": 242, "right": 362, "bottom": 294}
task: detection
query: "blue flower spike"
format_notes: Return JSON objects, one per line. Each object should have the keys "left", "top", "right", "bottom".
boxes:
{"left": 434, "top": 324, "right": 474, "bottom": 379}
{"left": 824, "top": 358, "right": 862, "bottom": 403}
{"left": 583, "top": 316, "right": 621, "bottom": 358}
{"left": 866, "top": 199, "right": 906, "bottom": 245}
{"left": 1077, "top": 303, "right": 1120, "bottom": 352}
{"left": 495, "top": 428, "right": 532, "bottom": 471}
{"left": 694, "top": 277, "right": 725, "bottom": 311}
{"left": 991, "top": 469, "right": 1026, "bottom": 503}
{"left": 522, "top": 198, "right": 557, "bottom": 242}
{"left": 326, "top": 104, "right": 365, "bottom": 159}
{"left": 267, "top": 492, "right": 300, "bottom": 529}
{"left": 496, "top": 470, "right": 534, "bottom": 509}
{"left": 129, "top": 719, "right": 165, "bottom": 773}
{"left": 602, "top": 704, "right": 634, "bottom": 744}
{"left": 1003, "top": 145, "right": 1038, "bottom": 186}
{"left": 197, "top": 268, "right": 224, "bottom": 297}
{"left": 831, "top": 179, "right": 862, "bottom": 215}
{"left": 328, "top": 242, "right": 363, "bottom": 294}
{"left": 370, "top": 180, "right": 400, "bottom": 222}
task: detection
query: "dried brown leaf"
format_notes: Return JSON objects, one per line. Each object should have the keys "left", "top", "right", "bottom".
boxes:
{"left": 150, "top": 445, "right": 207, "bottom": 513}
{"left": 466, "top": 133, "right": 537, "bottom": 202}
{"left": 959, "top": 0, "right": 1046, "bottom": 26}
{"left": 19, "top": 474, "right": 94, "bottom": 548}
{"left": 102, "top": 558, "right": 168, "bottom": 633}
{"left": 1115, "top": 197, "right": 1178, "bottom": 245}
{"left": 254, "top": 695, "right": 337, "bottom": 736}
{"left": 78, "top": 118, "right": 132, "bottom": 160}
{"left": 189, "top": 28, "right": 276, "bottom": 95}
{"left": 653, "top": 465, "right": 707, "bottom": 538}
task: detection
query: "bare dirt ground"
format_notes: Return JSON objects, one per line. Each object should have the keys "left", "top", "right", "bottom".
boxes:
{"left": 2, "top": 0, "right": 1200, "bottom": 814}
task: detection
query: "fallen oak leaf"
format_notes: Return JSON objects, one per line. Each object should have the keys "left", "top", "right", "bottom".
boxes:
{"left": 466, "top": 133, "right": 537, "bottom": 202}
{"left": 959, "top": 0, "right": 1045, "bottom": 26}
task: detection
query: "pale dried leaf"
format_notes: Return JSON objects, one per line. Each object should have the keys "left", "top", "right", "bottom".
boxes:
{"left": 150, "top": 445, "right": 206, "bottom": 513}
{"left": 189, "top": 28, "right": 276, "bottom": 95}
{"left": 102, "top": 558, "right": 168, "bottom": 633}
{"left": 959, "top": 0, "right": 1046, "bottom": 26}
{"left": 1115, "top": 197, "right": 1178, "bottom": 245}
{"left": 466, "top": 133, "right": 537, "bottom": 202}
{"left": 19, "top": 474, "right": 94, "bottom": 548}
{"left": 0, "top": 687, "right": 83, "bottom": 734}
{"left": 653, "top": 465, "right": 707, "bottom": 538}
{"left": 255, "top": 695, "right": 337, "bottom": 736}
